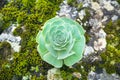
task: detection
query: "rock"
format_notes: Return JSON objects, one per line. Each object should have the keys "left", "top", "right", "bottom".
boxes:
{"left": 0, "top": 41, "right": 12, "bottom": 59}
{"left": 102, "top": 16, "right": 108, "bottom": 22}
{"left": 22, "top": 75, "right": 31, "bottom": 80}
{"left": 96, "top": 9, "right": 103, "bottom": 17}
{"left": 98, "top": 22, "right": 105, "bottom": 28}
{"left": 57, "top": 0, "right": 120, "bottom": 79}
{"left": 94, "top": 38, "right": 106, "bottom": 51}
{"left": 0, "top": 24, "right": 21, "bottom": 52}
{"left": 8, "top": 41, "right": 21, "bottom": 52}
{"left": 73, "top": 72, "right": 81, "bottom": 79}
{"left": 104, "top": 2, "right": 114, "bottom": 11}
{"left": 111, "top": 15, "right": 118, "bottom": 21}
{"left": 91, "top": 2, "right": 100, "bottom": 10}
{"left": 84, "top": 46, "right": 94, "bottom": 56}
{"left": 78, "top": 10, "right": 86, "bottom": 20}
{"left": 98, "top": 29, "right": 106, "bottom": 38}
{"left": 57, "top": 0, "right": 78, "bottom": 19}
{"left": 111, "top": 1, "right": 119, "bottom": 7}
{"left": 47, "top": 68, "right": 63, "bottom": 80}
{"left": 89, "top": 19, "right": 99, "bottom": 28}
{"left": 83, "top": 3, "right": 90, "bottom": 7}
{"left": 88, "top": 69, "right": 120, "bottom": 80}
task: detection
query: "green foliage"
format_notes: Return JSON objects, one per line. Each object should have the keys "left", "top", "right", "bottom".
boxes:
{"left": 67, "top": 0, "right": 83, "bottom": 11}
{"left": 0, "top": 6, "right": 19, "bottom": 32}
{"left": 17, "top": 11, "right": 27, "bottom": 24}
{"left": 67, "top": 0, "right": 77, "bottom": 7}
{"left": 100, "top": 45, "right": 120, "bottom": 74}
{"left": 11, "top": 51, "right": 41, "bottom": 76}
{"left": 85, "top": 33, "right": 90, "bottom": 44}
{"left": 104, "top": 20, "right": 120, "bottom": 48}
{"left": 31, "top": 75, "right": 46, "bottom": 80}
{"left": 77, "top": 3, "right": 83, "bottom": 11}
{"left": 100, "top": 19, "right": 120, "bottom": 74}
{"left": 0, "top": 13, "right": 4, "bottom": 33}
{"left": 13, "top": 25, "right": 23, "bottom": 36}
{"left": 0, "top": 0, "right": 8, "bottom": 8}
{"left": 60, "top": 62, "right": 92, "bottom": 80}
{"left": 60, "top": 70, "right": 74, "bottom": 80}
{"left": 93, "top": 0, "right": 97, "bottom": 2}
{"left": 21, "top": 0, "right": 36, "bottom": 10}
{"left": 0, "top": 42, "right": 12, "bottom": 60}
{"left": 82, "top": 8, "right": 91, "bottom": 23}
{"left": 0, "top": 67, "right": 14, "bottom": 80}
{"left": 0, "top": 42, "right": 14, "bottom": 80}
{"left": 31, "top": 66, "right": 39, "bottom": 73}
{"left": 117, "top": 0, "right": 120, "bottom": 4}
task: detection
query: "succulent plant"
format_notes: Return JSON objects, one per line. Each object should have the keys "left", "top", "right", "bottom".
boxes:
{"left": 36, "top": 17, "right": 85, "bottom": 68}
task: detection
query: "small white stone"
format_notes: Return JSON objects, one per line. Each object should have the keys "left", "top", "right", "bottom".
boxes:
{"left": 94, "top": 38, "right": 107, "bottom": 51}
{"left": 88, "top": 69, "right": 120, "bottom": 80}
{"left": 96, "top": 9, "right": 103, "bottom": 17}
{"left": 8, "top": 41, "right": 21, "bottom": 52}
{"left": 111, "top": 1, "right": 119, "bottom": 6}
{"left": 47, "top": 68, "right": 63, "bottom": 80}
{"left": 111, "top": 15, "right": 118, "bottom": 21}
{"left": 73, "top": 72, "right": 81, "bottom": 79}
{"left": 78, "top": 10, "right": 86, "bottom": 20}
{"left": 104, "top": 2, "right": 114, "bottom": 11}
{"left": 22, "top": 75, "right": 31, "bottom": 80}
{"left": 83, "top": 3, "right": 89, "bottom": 7}
{"left": 102, "top": 16, "right": 108, "bottom": 22}
{"left": 118, "top": 10, "right": 120, "bottom": 14}
{"left": 84, "top": 45, "right": 94, "bottom": 56}
{"left": 91, "top": 2, "right": 100, "bottom": 10}
{"left": 98, "top": 29, "right": 106, "bottom": 38}
{"left": 98, "top": 22, "right": 105, "bottom": 28}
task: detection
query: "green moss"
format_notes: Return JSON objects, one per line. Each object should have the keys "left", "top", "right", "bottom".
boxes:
{"left": 0, "top": 42, "right": 12, "bottom": 59}
{"left": 67, "top": 0, "right": 77, "bottom": 7}
{"left": 59, "top": 62, "right": 92, "bottom": 80}
{"left": 117, "top": 0, "right": 120, "bottom": 4}
{"left": 21, "top": 0, "right": 36, "bottom": 10}
{"left": 77, "top": 3, "right": 83, "bottom": 11}
{"left": 0, "top": 0, "right": 63, "bottom": 79}
{"left": 0, "top": 42, "right": 14, "bottom": 80}
{"left": 67, "top": 0, "right": 84, "bottom": 11}
{"left": 17, "top": 11, "right": 27, "bottom": 24}
{"left": 100, "top": 45, "right": 120, "bottom": 74}
{"left": 85, "top": 33, "right": 90, "bottom": 44}
{"left": 3, "top": 0, "right": 120, "bottom": 79}
{"left": 60, "top": 70, "right": 73, "bottom": 80}
{"left": 0, "top": 13, "right": 4, "bottom": 33}
{"left": 100, "top": 19, "right": 120, "bottom": 74}
{"left": 13, "top": 26, "right": 23, "bottom": 36}
{"left": 0, "top": 6, "right": 19, "bottom": 32}
{"left": 31, "top": 75, "right": 46, "bottom": 80}
{"left": 0, "top": 67, "right": 14, "bottom": 80}
{"left": 93, "top": 0, "right": 97, "bottom": 2}
{"left": 0, "top": 0, "right": 8, "bottom": 8}
{"left": 82, "top": 8, "right": 91, "bottom": 23}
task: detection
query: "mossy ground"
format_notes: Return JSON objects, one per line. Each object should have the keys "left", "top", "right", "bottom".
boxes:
{"left": 66, "top": 1, "right": 120, "bottom": 79}
{"left": 0, "top": 0, "right": 63, "bottom": 79}
{"left": 0, "top": 0, "right": 120, "bottom": 80}
{"left": 60, "top": 1, "right": 120, "bottom": 80}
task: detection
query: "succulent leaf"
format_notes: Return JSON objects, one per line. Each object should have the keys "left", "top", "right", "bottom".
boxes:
{"left": 36, "top": 17, "right": 85, "bottom": 68}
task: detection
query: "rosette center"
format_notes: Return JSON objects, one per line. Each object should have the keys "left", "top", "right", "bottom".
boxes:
{"left": 53, "top": 30, "right": 67, "bottom": 46}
